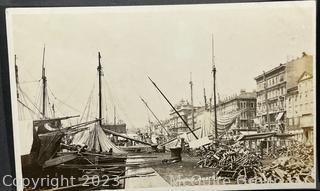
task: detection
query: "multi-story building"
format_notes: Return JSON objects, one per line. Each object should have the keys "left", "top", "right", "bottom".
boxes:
{"left": 147, "top": 98, "right": 205, "bottom": 138}
{"left": 286, "top": 85, "right": 301, "bottom": 137}
{"left": 255, "top": 52, "right": 313, "bottom": 133}
{"left": 298, "top": 72, "right": 314, "bottom": 145}
{"left": 286, "top": 71, "right": 314, "bottom": 144}
{"left": 167, "top": 99, "right": 196, "bottom": 136}
{"left": 217, "top": 89, "right": 256, "bottom": 130}
{"left": 254, "top": 64, "right": 286, "bottom": 131}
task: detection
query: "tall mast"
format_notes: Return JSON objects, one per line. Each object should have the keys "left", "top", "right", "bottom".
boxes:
{"left": 42, "top": 45, "right": 47, "bottom": 118}
{"left": 97, "top": 52, "right": 103, "bottom": 126}
{"left": 113, "top": 106, "right": 116, "bottom": 125}
{"left": 189, "top": 73, "right": 195, "bottom": 130}
{"left": 211, "top": 35, "right": 218, "bottom": 141}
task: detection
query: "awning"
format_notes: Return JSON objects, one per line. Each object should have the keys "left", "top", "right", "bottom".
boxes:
{"left": 274, "top": 133, "right": 296, "bottom": 138}
{"left": 237, "top": 132, "right": 276, "bottom": 141}
{"left": 239, "top": 129, "right": 258, "bottom": 135}
{"left": 276, "top": 112, "right": 284, "bottom": 121}
{"left": 301, "top": 126, "right": 313, "bottom": 129}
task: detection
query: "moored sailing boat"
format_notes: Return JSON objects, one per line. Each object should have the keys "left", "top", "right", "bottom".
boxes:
{"left": 17, "top": 47, "right": 91, "bottom": 186}
{"left": 52, "top": 52, "right": 128, "bottom": 190}
{"left": 18, "top": 49, "right": 128, "bottom": 190}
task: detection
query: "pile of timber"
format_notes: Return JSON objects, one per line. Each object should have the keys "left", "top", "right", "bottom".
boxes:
{"left": 278, "top": 141, "right": 313, "bottom": 159}
{"left": 196, "top": 141, "right": 314, "bottom": 182}
{"left": 196, "top": 143, "right": 262, "bottom": 179}
{"left": 256, "top": 156, "right": 314, "bottom": 183}
{"left": 256, "top": 142, "right": 314, "bottom": 183}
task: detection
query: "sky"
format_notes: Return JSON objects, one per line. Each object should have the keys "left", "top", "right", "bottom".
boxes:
{"left": 7, "top": 1, "right": 315, "bottom": 132}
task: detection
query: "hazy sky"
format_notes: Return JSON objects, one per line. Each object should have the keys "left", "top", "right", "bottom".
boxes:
{"left": 8, "top": 1, "right": 315, "bottom": 130}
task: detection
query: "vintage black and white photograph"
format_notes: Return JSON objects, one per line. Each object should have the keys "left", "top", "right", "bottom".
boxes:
{"left": 6, "top": 1, "right": 316, "bottom": 190}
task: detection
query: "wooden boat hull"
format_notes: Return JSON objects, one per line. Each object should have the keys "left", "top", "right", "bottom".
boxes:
{"left": 21, "top": 153, "right": 127, "bottom": 190}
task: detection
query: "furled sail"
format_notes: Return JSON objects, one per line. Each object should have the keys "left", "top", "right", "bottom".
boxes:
{"left": 30, "top": 120, "right": 64, "bottom": 166}
{"left": 162, "top": 108, "right": 245, "bottom": 149}
{"left": 72, "top": 123, "right": 125, "bottom": 154}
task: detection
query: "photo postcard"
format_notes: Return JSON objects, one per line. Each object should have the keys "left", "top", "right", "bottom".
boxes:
{"left": 5, "top": 1, "right": 316, "bottom": 190}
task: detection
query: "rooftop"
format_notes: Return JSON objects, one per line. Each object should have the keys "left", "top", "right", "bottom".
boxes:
{"left": 254, "top": 63, "right": 286, "bottom": 81}
{"left": 218, "top": 90, "right": 256, "bottom": 106}
{"left": 254, "top": 52, "right": 310, "bottom": 81}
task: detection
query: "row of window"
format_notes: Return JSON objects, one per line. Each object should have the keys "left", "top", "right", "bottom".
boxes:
{"left": 218, "top": 101, "right": 255, "bottom": 114}
{"left": 287, "top": 117, "right": 300, "bottom": 126}
{"left": 217, "top": 103, "right": 238, "bottom": 113}
{"left": 257, "top": 100, "right": 284, "bottom": 109}
{"left": 240, "top": 111, "right": 256, "bottom": 119}
{"left": 299, "top": 80, "right": 313, "bottom": 90}
{"left": 257, "top": 87, "right": 285, "bottom": 101}
{"left": 288, "top": 91, "right": 313, "bottom": 103}
{"left": 287, "top": 102, "right": 313, "bottom": 115}
{"left": 239, "top": 101, "right": 255, "bottom": 109}
{"left": 257, "top": 73, "right": 285, "bottom": 90}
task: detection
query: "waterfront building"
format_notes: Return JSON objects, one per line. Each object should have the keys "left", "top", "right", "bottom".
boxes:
{"left": 297, "top": 72, "right": 314, "bottom": 145}
{"left": 286, "top": 85, "right": 302, "bottom": 140}
{"left": 217, "top": 89, "right": 257, "bottom": 131}
{"left": 254, "top": 64, "right": 286, "bottom": 131}
{"left": 254, "top": 52, "right": 313, "bottom": 133}
{"left": 286, "top": 71, "right": 314, "bottom": 144}
{"left": 168, "top": 99, "right": 195, "bottom": 136}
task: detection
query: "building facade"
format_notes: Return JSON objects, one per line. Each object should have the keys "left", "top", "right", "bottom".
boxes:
{"left": 286, "top": 86, "right": 301, "bottom": 139}
{"left": 298, "top": 72, "right": 314, "bottom": 145}
{"left": 167, "top": 99, "right": 194, "bottom": 136}
{"left": 254, "top": 64, "right": 286, "bottom": 131}
{"left": 286, "top": 71, "right": 314, "bottom": 144}
{"left": 217, "top": 90, "right": 256, "bottom": 130}
{"left": 255, "top": 52, "right": 313, "bottom": 137}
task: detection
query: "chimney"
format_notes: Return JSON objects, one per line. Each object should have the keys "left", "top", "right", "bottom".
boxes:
{"left": 302, "top": 52, "right": 307, "bottom": 57}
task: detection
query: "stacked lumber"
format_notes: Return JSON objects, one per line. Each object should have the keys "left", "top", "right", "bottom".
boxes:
{"left": 196, "top": 143, "right": 262, "bottom": 179}
{"left": 257, "top": 156, "right": 314, "bottom": 183}
{"left": 256, "top": 142, "right": 314, "bottom": 183}
{"left": 196, "top": 141, "right": 314, "bottom": 182}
